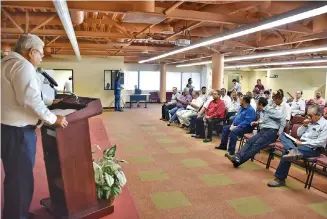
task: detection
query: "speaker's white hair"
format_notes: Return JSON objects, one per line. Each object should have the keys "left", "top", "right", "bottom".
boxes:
{"left": 14, "top": 34, "right": 44, "bottom": 54}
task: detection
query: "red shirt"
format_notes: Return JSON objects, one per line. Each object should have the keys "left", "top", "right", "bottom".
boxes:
{"left": 205, "top": 99, "right": 226, "bottom": 119}
{"left": 255, "top": 84, "right": 265, "bottom": 91}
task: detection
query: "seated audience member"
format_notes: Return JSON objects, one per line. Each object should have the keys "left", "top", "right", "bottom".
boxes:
{"left": 255, "top": 79, "right": 265, "bottom": 91}
{"left": 264, "top": 90, "right": 272, "bottom": 104}
{"left": 188, "top": 89, "right": 214, "bottom": 134}
{"left": 323, "top": 107, "right": 327, "bottom": 119}
{"left": 246, "top": 91, "right": 257, "bottom": 111}
{"left": 272, "top": 90, "right": 291, "bottom": 131}
{"left": 216, "top": 95, "right": 256, "bottom": 155}
{"left": 308, "top": 92, "right": 326, "bottom": 106}
{"left": 167, "top": 88, "right": 192, "bottom": 126}
{"left": 268, "top": 105, "right": 327, "bottom": 187}
{"left": 200, "top": 86, "right": 208, "bottom": 102}
{"left": 225, "top": 97, "right": 286, "bottom": 167}
{"left": 290, "top": 91, "right": 305, "bottom": 117}
{"left": 221, "top": 88, "right": 231, "bottom": 109}
{"left": 203, "top": 91, "right": 226, "bottom": 142}
{"left": 278, "top": 89, "right": 288, "bottom": 103}
{"left": 192, "top": 90, "right": 225, "bottom": 141}
{"left": 237, "top": 92, "right": 243, "bottom": 98}
{"left": 161, "top": 87, "right": 180, "bottom": 121}
{"left": 227, "top": 91, "right": 240, "bottom": 120}
{"left": 176, "top": 91, "right": 203, "bottom": 128}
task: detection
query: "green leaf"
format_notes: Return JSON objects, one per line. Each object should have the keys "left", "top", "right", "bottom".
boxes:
{"left": 115, "top": 171, "right": 127, "bottom": 186}
{"left": 105, "top": 190, "right": 111, "bottom": 199}
{"left": 111, "top": 185, "right": 122, "bottom": 196}
{"left": 97, "top": 188, "right": 103, "bottom": 199}
{"left": 104, "top": 145, "right": 116, "bottom": 157}
{"left": 104, "top": 172, "right": 114, "bottom": 187}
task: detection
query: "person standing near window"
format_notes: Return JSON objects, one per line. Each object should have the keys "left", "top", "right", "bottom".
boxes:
{"left": 64, "top": 76, "right": 72, "bottom": 93}
{"left": 114, "top": 74, "right": 123, "bottom": 111}
{"left": 1, "top": 34, "right": 68, "bottom": 219}
{"left": 232, "top": 79, "right": 242, "bottom": 93}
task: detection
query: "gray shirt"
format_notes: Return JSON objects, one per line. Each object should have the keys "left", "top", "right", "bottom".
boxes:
{"left": 297, "top": 117, "right": 327, "bottom": 148}
{"left": 259, "top": 105, "right": 286, "bottom": 133}
{"left": 167, "top": 92, "right": 181, "bottom": 105}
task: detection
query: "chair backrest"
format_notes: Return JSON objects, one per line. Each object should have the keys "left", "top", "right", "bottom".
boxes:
{"left": 291, "top": 115, "right": 305, "bottom": 125}
{"left": 166, "top": 92, "right": 173, "bottom": 102}
{"left": 291, "top": 123, "right": 302, "bottom": 139}
{"left": 150, "top": 91, "right": 158, "bottom": 97}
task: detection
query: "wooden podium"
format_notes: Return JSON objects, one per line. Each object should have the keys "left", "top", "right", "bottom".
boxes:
{"left": 40, "top": 95, "right": 114, "bottom": 219}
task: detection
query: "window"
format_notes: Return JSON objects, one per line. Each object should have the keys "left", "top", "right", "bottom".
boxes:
{"left": 182, "top": 72, "right": 201, "bottom": 90}
{"left": 125, "top": 71, "right": 138, "bottom": 90}
{"left": 166, "top": 72, "right": 182, "bottom": 91}
{"left": 139, "top": 71, "right": 160, "bottom": 90}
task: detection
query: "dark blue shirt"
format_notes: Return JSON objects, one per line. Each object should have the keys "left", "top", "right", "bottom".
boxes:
{"left": 114, "top": 81, "right": 121, "bottom": 95}
{"left": 233, "top": 104, "right": 256, "bottom": 129}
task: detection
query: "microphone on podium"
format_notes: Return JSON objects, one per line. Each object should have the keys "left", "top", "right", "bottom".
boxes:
{"left": 37, "top": 67, "right": 58, "bottom": 87}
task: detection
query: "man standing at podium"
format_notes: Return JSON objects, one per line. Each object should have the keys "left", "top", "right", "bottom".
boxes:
{"left": 1, "top": 34, "right": 68, "bottom": 219}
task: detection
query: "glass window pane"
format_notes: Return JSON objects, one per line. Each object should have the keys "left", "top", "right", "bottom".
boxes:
{"left": 139, "top": 71, "right": 160, "bottom": 90}
{"left": 166, "top": 72, "right": 181, "bottom": 91}
{"left": 125, "top": 71, "right": 138, "bottom": 90}
{"left": 182, "top": 72, "right": 201, "bottom": 91}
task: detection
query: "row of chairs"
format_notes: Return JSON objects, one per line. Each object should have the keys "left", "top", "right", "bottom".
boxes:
{"left": 239, "top": 116, "right": 327, "bottom": 190}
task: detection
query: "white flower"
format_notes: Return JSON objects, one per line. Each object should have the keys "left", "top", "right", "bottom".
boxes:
{"left": 115, "top": 171, "right": 127, "bottom": 187}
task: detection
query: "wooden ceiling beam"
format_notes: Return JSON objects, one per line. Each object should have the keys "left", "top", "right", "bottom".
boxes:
{"left": 25, "top": 10, "right": 29, "bottom": 33}
{"left": 2, "top": 28, "right": 127, "bottom": 38}
{"left": 30, "top": 15, "right": 57, "bottom": 33}
{"left": 1, "top": 8, "right": 24, "bottom": 33}
{"left": 165, "top": 21, "right": 203, "bottom": 40}
{"left": 2, "top": 2, "right": 256, "bottom": 25}
{"left": 163, "top": 1, "right": 184, "bottom": 15}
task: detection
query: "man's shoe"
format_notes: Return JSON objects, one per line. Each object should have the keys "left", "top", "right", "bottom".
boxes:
{"left": 160, "top": 117, "right": 164, "bottom": 120}
{"left": 225, "top": 153, "right": 240, "bottom": 167}
{"left": 180, "top": 124, "right": 186, "bottom": 128}
{"left": 191, "top": 134, "right": 199, "bottom": 138}
{"left": 282, "top": 149, "right": 303, "bottom": 161}
{"left": 215, "top": 145, "right": 227, "bottom": 150}
{"left": 186, "top": 130, "right": 194, "bottom": 134}
{"left": 167, "top": 122, "right": 171, "bottom": 126}
{"left": 203, "top": 138, "right": 212, "bottom": 143}
{"left": 267, "top": 178, "right": 285, "bottom": 187}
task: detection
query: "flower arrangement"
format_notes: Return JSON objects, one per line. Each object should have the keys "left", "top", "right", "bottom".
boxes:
{"left": 92, "top": 144, "right": 127, "bottom": 200}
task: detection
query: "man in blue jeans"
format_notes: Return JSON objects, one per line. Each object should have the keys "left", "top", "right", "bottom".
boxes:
{"left": 226, "top": 97, "right": 286, "bottom": 167}
{"left": 268, "top": 105, "right": 327, "bottom": 187}
{"left": 216, "top": 95, "right": 255, "bottom": 155}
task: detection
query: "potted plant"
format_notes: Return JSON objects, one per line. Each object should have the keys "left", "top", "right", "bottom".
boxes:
{"left": 92, "top": 144, "right": 127, "bottom": 205}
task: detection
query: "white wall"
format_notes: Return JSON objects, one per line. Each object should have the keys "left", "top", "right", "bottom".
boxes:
{"left": 42, "top": 55, "right": 124, "bottom": 108}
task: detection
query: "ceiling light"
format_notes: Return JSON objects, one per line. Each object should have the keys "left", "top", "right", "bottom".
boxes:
{"left": 176, "top": 45, "right": 327, "bottom": 67}
{"left": 139, "top": 3, "right": 327, "bottom": 64}
{"left": 255, "top": 66, "right": 327, "bottom": 71}
{"left": 224, "top": 59, "right": 327, "bottom": 69}
{"left": 53, "top": 0, "right": 81, "bottom": 60}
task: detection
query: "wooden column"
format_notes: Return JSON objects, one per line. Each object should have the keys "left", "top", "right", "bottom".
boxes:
{"left": 160, "top": 64, "right": 166, "bottom": 103}
{"left": 212, "top": 53, "right": 224, "bottom": 90}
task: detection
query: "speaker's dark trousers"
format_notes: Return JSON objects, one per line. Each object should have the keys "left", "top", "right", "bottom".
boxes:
{"left": 162, "top": 104, "right": 175, "bottom": 120}
{"left": 1, "top": 124, "right": 37, "bottom": 219}
{"left": 114, "top": 94, "right": 121, "bottom": 111}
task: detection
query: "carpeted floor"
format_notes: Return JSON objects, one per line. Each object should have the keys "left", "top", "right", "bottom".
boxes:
{"left": 2, "top": 103, "right": 327, "bottom": 219}
{"left": 102, "top": 104, "right": 327, "bottom": 219}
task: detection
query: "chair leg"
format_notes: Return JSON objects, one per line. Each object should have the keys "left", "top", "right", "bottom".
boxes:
{"left": 305, "top": 162, "right": 313, "bottom": 189}
{"left": 304, "top": 161, "right": 309, "bottom": 175}
{"left": 266, "top": 150, "right": 274, "bottom": 169}
{"left": 308, "top": 163, "right": 317, "bottom": 190}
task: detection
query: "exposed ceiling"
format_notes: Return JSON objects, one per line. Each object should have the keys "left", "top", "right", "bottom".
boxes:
{"left": 1, "top": 1, "right": 327, "bottom": 67}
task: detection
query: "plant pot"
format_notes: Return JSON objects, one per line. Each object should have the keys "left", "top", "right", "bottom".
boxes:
{"left": 108, "top": 195, "right": 115, "bottom": 206}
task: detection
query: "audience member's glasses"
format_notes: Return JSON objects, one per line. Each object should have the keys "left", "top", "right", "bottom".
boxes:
{"left": 33, "top": 49, "right": 44, "bottom": 58}
{"left": 306, "top": 114, "right": 314, "bottom": 119}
